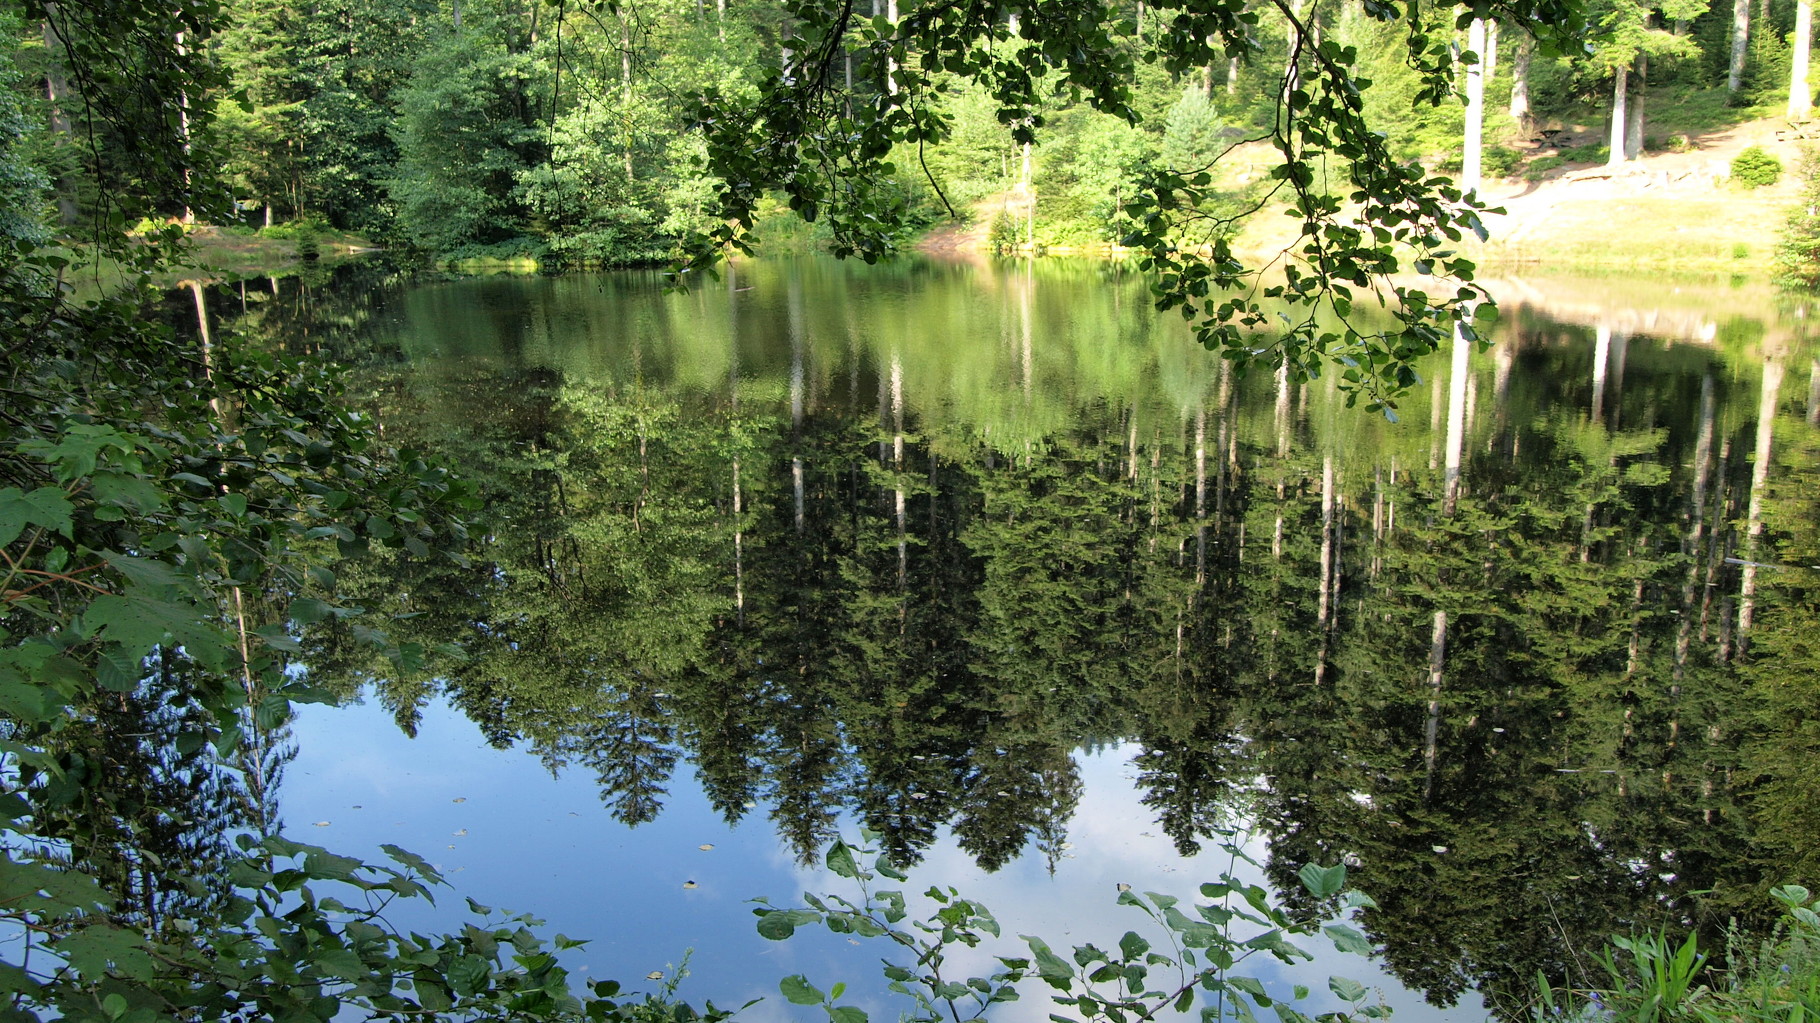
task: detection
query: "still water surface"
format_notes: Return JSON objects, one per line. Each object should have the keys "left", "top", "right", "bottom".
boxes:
{"left": 216, "top": 257, "right": 1820, "bottom": 1023}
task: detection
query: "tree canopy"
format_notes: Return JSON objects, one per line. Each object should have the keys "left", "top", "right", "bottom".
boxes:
{"left": 677, "top": 0, "right": 1586, "bottom": 411}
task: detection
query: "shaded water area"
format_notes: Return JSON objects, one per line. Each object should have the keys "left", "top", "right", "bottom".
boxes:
{"left": 183, "top": 258, "right": 1820, "bottom": 1021}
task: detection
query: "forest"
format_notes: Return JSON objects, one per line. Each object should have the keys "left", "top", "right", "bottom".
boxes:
{"left": 6, "top": 0, "right": 1820, "bottom": 1016}
{"left": 3, "top": 0, "right": 1819, "bottom": 265}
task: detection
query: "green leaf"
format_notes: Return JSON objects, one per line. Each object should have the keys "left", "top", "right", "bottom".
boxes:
{"left": 1329, "top": 976, "right": 1367, "bottom": 1002}
{"left": 826, "top": 841, "right": 859, "bottom": 879}
{"left": 781, "top": 975, "right": 824, "bottom": 1005}
{"left": 828, "top": 1007, "right": 867, "bottom": 1023}
{"left": 0, "top": 487, "right": 74, "bottom": 545}
{"left": 1324, "top": 924, "right": 1373, "bottom": 956}
{"left": 1297, "top": 864, "right": 1346, "bottom": 900}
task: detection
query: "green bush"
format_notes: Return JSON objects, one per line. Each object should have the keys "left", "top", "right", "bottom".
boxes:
{"left": 1523, "top": 155, "right": 1568, "bottom": 181}
{"left": 1776, "top": 150, "right": 1820, "bottom": 287}
{"left": 1733, "top": 146, "right": 1783, "bottom": 188}
{"left": 1484, "top": 145, "right": 1526, "bottom": 178}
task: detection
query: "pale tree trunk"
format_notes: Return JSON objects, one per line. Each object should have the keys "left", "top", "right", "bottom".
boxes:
{"left": 1739, "top": 358, "right": 1785, "bottom": 651}
{"left": 1625, "top": 55, "right": 1647, "bottom": 160}
{"left": 1227, "top": 55, "right": 1241, "bottom": 95}
{"left": 1021, "top": 142, "right": 1035, "bottom": 243}
{"left": 1607, "top": 65, "right": 1630, "bottom": 169}
{"left": 1730, "top": 0, "right": 1750, "bottom": 93}
{"left": 1314, "top": 455, "right": 1337, "bottom": 684}
{"left": 1462, "top": 19, "right": 1487, "bottom": 192}
{"left": 789, "top": 276, "right": 806, "bottom": 534}
{"left": 892, "top": 353, "right": 906, "bottom": 593}
{"left": 1674, "top": 373, "right": 1715, "bottom": 685}
{"left": 1424, "top": 610, "right": 1448, "bottom": 798}
{"left": 1443, "top": 324, "right": 1471, "bottom": 515}
{"left": 731, "top": 322, "right": 747, "bottom": 624}
{"left": 1509, "top": 31, "right": 1532, "bottom": 126}
{"left": 1484, "top": 19, "right": 1499, "bottom": 79}
{"left": 1792, "top": 0, "right": 1814, "bottom": 118}
{"left": 1194, "top": 408, "right": 1207, "bottom": 586}
{"left": 886, "top": 0, "right": 899, "bottom": 93}
{"left": 1591, "top": 323, "right": 1611, "bottom": 425}
{"left": 176, "top": 31, "right": 194, "bottom": 223}
{"left": 1283, "top": 0, "right": 1304, "bottom": 103}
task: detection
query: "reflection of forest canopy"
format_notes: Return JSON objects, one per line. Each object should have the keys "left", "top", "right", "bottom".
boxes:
{"left": 206, "top": 263, "right": 1820, "bottom": 1018}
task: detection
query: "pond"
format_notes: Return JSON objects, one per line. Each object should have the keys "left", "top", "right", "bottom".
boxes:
{"left": 192, "top": 257, "right": 1820, "bottom": 1023}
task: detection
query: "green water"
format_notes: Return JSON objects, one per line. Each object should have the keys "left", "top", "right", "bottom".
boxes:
{"left": 203, "top": 257, "right": 1820, "bottom": 1019}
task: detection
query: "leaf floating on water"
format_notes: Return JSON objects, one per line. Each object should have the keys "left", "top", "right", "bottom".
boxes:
{"left": 682, "top": 881, "right": 698, "bottom": 889}
{"left": 698, "top": 844, "right": 715, "bottom": 851}
{"left": 453, "top": 829, "right": 468, "bottom": 836}
{"left": 647, "top": 972, "right": 664, "bottom": 981}
{"left": 351, "top": 805, "right": 362, "bottom": 810}
{"left": 312, "top": 821, "right": 331, "bottom": 827}
{"left": 453, "top": 797, "right": 466, "bottom": 803}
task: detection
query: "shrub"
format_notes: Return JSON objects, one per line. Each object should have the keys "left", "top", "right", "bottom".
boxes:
{"left": 1733, "top": 145, "right": 1783, "bottom": 188}
{"left": 1776, "top": 150, "right": 1820, "bottom": 287}
{"left": 1485, "top": 144, "right": 1525, "bottom": 177}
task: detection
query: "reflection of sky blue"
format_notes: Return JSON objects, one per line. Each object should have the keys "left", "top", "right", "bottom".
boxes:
{"left": 288, "top": 698, "right": 1485, "bottom": 1023}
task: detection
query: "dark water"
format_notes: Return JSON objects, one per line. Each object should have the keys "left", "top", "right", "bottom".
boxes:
{"left": 192, "top": 258, "right": 1820, "bottom": 1022}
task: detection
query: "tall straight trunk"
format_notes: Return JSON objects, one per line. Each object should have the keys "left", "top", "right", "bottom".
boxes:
{"left": 1510, "top": 31, "right": 1533, "bottom": 125}
{"left": 1793, "top": 0, "right": 1814, "bottom": 118}
{"left": 1739, "top": 359, "right": 1785, "bottom": 650}
{"left": 1675, "top": 373, "right": 1716, "bottom": 684}
{"left": 790, "top": 278, "right": 806, "bottom": 534}
{"left": 717, "top": 0, "right": 725, "bottom": 39}
{"left": 41, "top": 15, "right": 79, "bottom": 226}
{"left": 1809, "top": 357, "right": 1820, "bottom": 424}
{"left": 1484, "top": 19, "right": 1499, "bottom": 79}
{"left": 1607, "top": 65, "right": 1630, "bottom": 169}
{"left": 1424, "top": 610, "right": 1448, "bottom": 798}
{"left": 622, "top": 17, "right": 635, "bottom": 180}
{"left": 1227, "top": 55, "right": 1241, "bottom": 95}
{"left": 1591, "top": 323, "right": 1611, "bottom": 425}
{"left": 892, "top": 353, "right": 906, "bottom": 592}
{"left": 1282, "top": 0, "right": 1304, "bottom": 103}
{"left": 1194, "top": 408, "right": 1207, "bottom": 586}
{"left": 1625, "top": 55, "right": 1647, "bottom": 160}
{"left": 1462, "top": 19, "right": 1487, "bottom": 193}
{"left": 886, "top": 0, "right": 900, "bottom": 93}
{"left": 1443, "top": 324, "right": 1470, "bottom": 515}
{"left": 731, "top": 331, "right": 746, "bottom": 623}
{"left": 1730, "top": 0, "right": 1750, "bottom": 93}
{"left": 1315, "top": 455, "right": 1337, "bottom": 685}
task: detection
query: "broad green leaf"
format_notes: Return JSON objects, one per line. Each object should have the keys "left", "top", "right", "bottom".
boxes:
{"left": 1324, "top": 924, "right": 1373, "bottom": 956}
{"left": 780, "top": 974, "right": 823, "bottom": 1005}
{"left": 1297, "top": 863, "right": 1346, "bottom": 900}
{"left": 1329, "top": 976, "right": 1367, "bottom": 1002}
{"left": 826, "top": 841, "right": 859, "bottom": 879}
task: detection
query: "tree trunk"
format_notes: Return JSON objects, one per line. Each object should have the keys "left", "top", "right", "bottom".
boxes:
{"left": 1443, "top": 323, "right": 1471, "bottom": 515}
{"left": 1505, "top": 32, "right": 1532, "bottom": 126}
{"left": 1793, "top": 0, "right": 1814, "bottom": 118}
{"left": 1625, "top": 55, "right": 1647, "bottom": 160}
{"left": 1607, "top": 65, "right": 1630, "bottom": 169}
{"left": 1462, "top": 19, "right": 1487, "bottom": 192}
{"left": 1485, "top": 19, "right": 1499, "bottom": 80}
{"left": 1739, "top": 358, "right": 1785, "bottom": 651}
{"left": 1730, "top": 0, "right": 1750, "bottom": 92}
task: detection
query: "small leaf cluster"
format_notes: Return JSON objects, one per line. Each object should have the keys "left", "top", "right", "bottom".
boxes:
{"left": 754, "top": 833, "right": 1388, "bottom": 1023}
